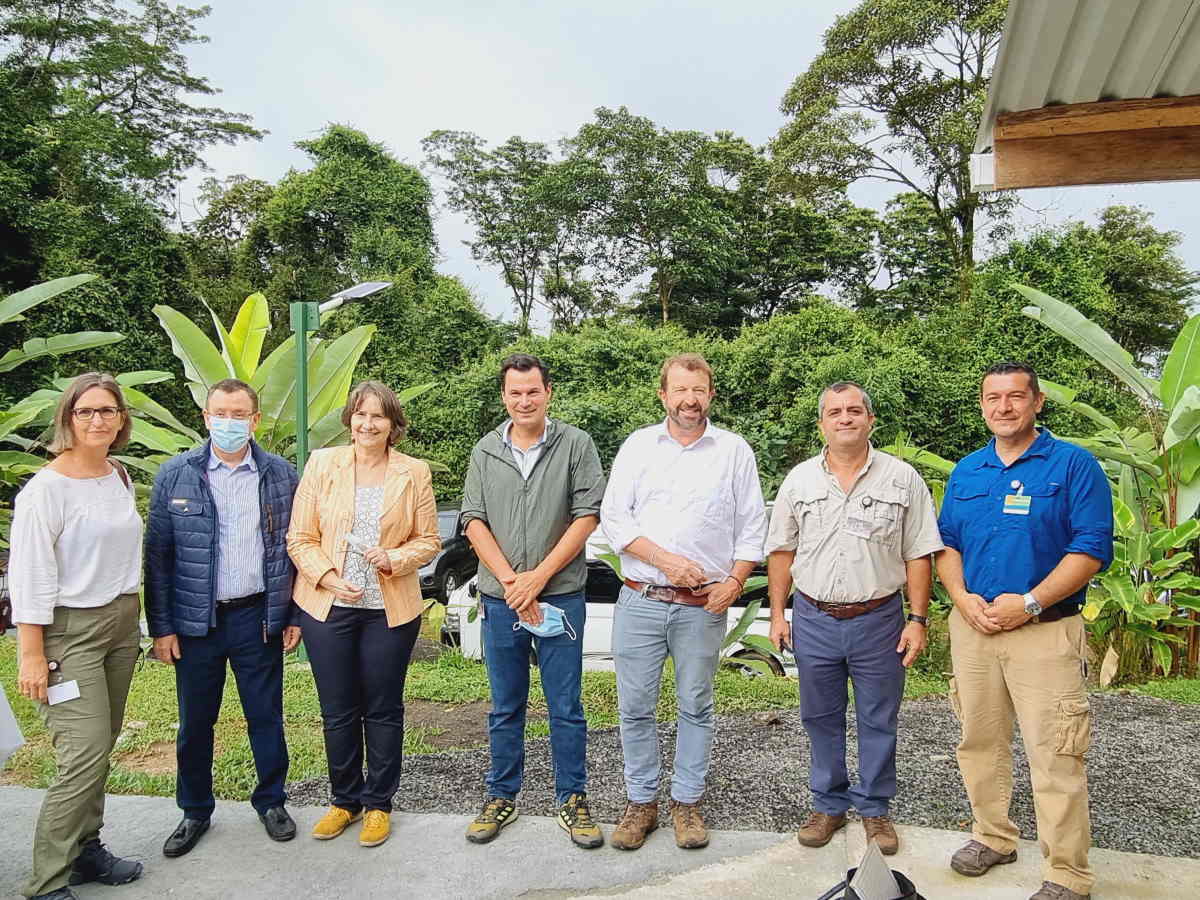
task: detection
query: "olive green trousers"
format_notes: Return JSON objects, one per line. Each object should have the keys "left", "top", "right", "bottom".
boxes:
{"left": 24, "top": 593, "right": 140, "bottom": 898}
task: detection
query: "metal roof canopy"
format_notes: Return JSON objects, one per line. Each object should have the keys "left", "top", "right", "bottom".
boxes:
{"left": 972, "top": 0, "right": 1200, "bottom": 191}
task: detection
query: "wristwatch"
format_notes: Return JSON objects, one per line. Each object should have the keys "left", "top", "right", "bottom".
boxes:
{"left": 906, "top": 613, "right": 928, "bottom": 626}
{"left": 1022, "top": 592, "right": 1043, "bottom": 617}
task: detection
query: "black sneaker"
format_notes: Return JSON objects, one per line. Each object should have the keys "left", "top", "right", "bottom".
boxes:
{"left": 558, "top": 793, "right": 604, "bottom": 849}
{"left": 69, "top": 838, "right": 143, "bottom": 886}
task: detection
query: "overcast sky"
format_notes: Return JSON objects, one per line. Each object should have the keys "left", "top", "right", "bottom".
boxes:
{"left": 181, "top": 0, "right": 1200, "bottom": 326}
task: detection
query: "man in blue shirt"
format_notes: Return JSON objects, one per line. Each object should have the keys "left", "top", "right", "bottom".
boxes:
{"left": 937, "top": 362, "right": 1112, "bottom": 900}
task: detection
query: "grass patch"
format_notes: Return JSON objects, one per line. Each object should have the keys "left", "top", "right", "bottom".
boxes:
{"left": 1128, "top": 677, "right": 1200, "bottom": 704}
{"left": 3, "top": 629, "right": 947, "bottom": 798}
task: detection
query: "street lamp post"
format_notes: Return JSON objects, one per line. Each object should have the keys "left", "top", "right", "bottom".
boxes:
{"left": 290, "top": 281, "right": 391, "bottom": 475}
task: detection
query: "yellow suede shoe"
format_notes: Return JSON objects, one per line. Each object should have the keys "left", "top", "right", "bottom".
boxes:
{"left": 311, "top": 806, "right": 362, "bottom": 840}
{"left": 359, "top": 810, "right": 391, "bottom": 847}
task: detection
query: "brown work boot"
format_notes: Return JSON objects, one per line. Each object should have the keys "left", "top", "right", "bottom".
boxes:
{"left": 796, "top": 811, "right": 846, "bottom": 848}
{"left": 862, "top": 815, "right": 899, "bottom": 855}
{"left": 669, "top": 799, "right": 709, "bottom": 849}
{"left": 610, "top": 801, "right": 659, "bottom": 851}
{"left": 1029, "top": 882, "right": 1090, "bottom": 900}
{"left": 950, "top": 839, "right": 1018, "bottom": 877}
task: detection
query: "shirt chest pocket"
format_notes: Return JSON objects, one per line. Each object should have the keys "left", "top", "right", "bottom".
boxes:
{"left": 791, "top": 486, "right": 829, "bottom": 547}
{"left": 862, "top": 482, "right": 909, "bottom": 546}
{"left": 1001, "top": 481, "right": 1061, "bottom": 528}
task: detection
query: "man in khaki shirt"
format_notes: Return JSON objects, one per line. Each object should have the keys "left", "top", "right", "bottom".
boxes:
{"left": 767, "top": 382, "right": 942, "bottom": 855}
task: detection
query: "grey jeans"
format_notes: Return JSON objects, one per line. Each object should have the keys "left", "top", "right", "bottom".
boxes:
{"left": 612, "top": 585, "right": 726, "bottom": 804}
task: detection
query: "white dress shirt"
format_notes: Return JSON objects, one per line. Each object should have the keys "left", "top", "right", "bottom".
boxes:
{"left": 501, "top": 419, "right": 549, "bottom": 480}
{"left": 601, "top": 419, "right": 767, "bottom": 585}
{"left": 9, "top": 466, "right": 142, "bottom": 625}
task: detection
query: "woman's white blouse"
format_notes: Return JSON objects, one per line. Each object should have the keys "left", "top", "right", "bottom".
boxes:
{"left": 9, "top": 466, "right": 143, "bottom": 625}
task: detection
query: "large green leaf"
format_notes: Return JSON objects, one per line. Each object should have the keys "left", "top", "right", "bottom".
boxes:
{"left": 722, "top": 598, "right": 762, "bottom": 651}
{"left": 127, "top": 418, "right": 192, "bottom": 454}
{"left": 117, "top": 370, "right": 173, "bottom": 387}
{"left": 1152, "top": 518, "right": 1200, "bottom": 550}
{"left": 397, "top": 382, "right": 438, "bottom": 405}
{"left": 0, "top": 331, "right": 124, "bottom": 373}
{"left": 1117, "top": 465, "right": 1147, "bottom": 533}
{"left": 1100, "top": 574, "right": 1138, "bottom": 615}
{"left": 1015, "top": 284, "right": 1159, "bottom": 403}
{"left": 1177, "top": 475, "right": 1200, "bottom": 524}
{"left": 122, "top": 387, "right": 203, "bottom": 443}
{"left": 306, "top": 407, "right": 350, "bottom": 451}
{"left": 1112, "top": 497, "right": 1137, "bottom": 538}
{"left": 0, "top": 274, "right": 98, "bottom": 325}
{"left": 1164, "top": 385, "right": 1200, "bottom": 451}
{"left": 228, "top": 292, "right": 270, "bottom": 377}
{"left": 880, "top": 437, "right": 955, "bottom": 475}
{"left": 251, "top": 334, "right": 295, "bottom": 392}
{"left": 1161, "top": 313, "right": 1200, "bottom": 408}
{"left": 152, "top": 304, "right": 231, "bottom": 396}
{"left": 0, "top": 450, "right": 47, "bottom": 476}
{"left": 206, "top": 301, "right": 249, "bottom": 383}
{"left": 306, "top": 325, "right": 376, "bottom": 421}
{"left": 1059, "top": 436, "right": 1161, "bottom": 477}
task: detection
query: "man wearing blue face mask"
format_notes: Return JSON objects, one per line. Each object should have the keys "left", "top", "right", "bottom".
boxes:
{"left": 145, "top": 379, "right": 301, "bottom": 859}
{"left": 460, "top": 354, "right": 606, "bottom": 849}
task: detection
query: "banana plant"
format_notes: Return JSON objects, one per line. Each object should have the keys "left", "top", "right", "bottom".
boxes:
{"left": 0, "top": 274, "right": 123, "bottom": 373}
{"left": 1018, "top": 283, "right": 1200, "bottom": 674}
{"left": 153, "top": 292, "right": 433, "bottom": 459}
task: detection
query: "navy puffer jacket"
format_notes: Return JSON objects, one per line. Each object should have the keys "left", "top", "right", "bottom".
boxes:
{"left": 145, "top": 440, "right": 299, "bottom": 638}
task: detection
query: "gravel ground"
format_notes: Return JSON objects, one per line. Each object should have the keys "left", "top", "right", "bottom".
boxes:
{"left": 288, "top": 691, "right": 1200, "bottom": 859}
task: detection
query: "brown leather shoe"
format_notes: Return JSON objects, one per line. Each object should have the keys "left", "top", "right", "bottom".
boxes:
{"left": 669, "top": 799, "right": 709, "bottom": 849}
{"left": 610, "top": 801, "right": 659, "bottom": 851}
{"left": 862, "top": 815, "right": 898, "bottom": 855}
{"left": 950, "top": 839, "right": 1018, "bottom": 877}
{"left": 796, "top": 811, "right": 846, "bottom": 848}
{"left": 1029, "top": 882, "right": 1090, "bottom": 900}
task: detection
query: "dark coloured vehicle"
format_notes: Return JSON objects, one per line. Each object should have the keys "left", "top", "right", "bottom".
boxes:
{"left": 419, "top": 505, "right": 478, "bottom": 602}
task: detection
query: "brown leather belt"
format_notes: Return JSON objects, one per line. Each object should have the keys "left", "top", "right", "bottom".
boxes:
{"left": 623, "top": 579, "right": 709, "bottom": 607}
{"left": 799, "top": 591, "right": 898, "bottom": 620}
{"left": 1027, "top": 605, "right": 1078, "bottom": 625}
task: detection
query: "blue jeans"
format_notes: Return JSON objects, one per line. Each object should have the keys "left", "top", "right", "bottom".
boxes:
{"left": 612, "top": 586, "right": 727, "bottom": 804}
{"left": 481, "top": 590, "right": 586, "bottom": 805}
{"left": 175, "top": 599, "right": 288, "bottom": 819}
{"left": 792, "top": 592, "right": 905, "bottom": 817}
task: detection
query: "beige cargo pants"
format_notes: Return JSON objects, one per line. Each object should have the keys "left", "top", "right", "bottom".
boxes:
{"left": 24, "top": 593, "right": 140, "bottom": 899}
{"left": 948, "top": 606, "right": 1093, "bottom": 896}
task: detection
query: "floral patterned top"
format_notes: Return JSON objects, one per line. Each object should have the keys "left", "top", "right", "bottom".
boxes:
{"left": 335, "top": 485, "right": 385, "bottom": 610}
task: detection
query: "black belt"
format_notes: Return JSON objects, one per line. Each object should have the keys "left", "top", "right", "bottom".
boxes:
{"left": 1028, "top": 604, "right": 1079, "bottom": 625}
{"left": 217, "top": 592, "right": 265, "bottom": 611}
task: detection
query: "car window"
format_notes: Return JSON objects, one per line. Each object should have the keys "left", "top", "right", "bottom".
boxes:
{"left": 437, "top": 511, "right": 459, "bottom": 541}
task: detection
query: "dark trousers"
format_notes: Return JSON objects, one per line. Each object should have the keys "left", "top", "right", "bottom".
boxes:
{"left": 301, "top": 606, "right": 420, "bottom": 813}
{"left": 175, "top": 600, "right": 288, "bottom": 820}
{"left": 792, "top": 593, "right": 905, "bottom": 817}
{"left": 480, "top": 591, "right": 586, "bottom": 805}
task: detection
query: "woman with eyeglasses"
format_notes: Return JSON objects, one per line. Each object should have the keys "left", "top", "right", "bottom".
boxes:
{"left": 287, "top": 381, "right": 440, "bottom": 849}
{"left": 9, "top": 373, "right": 144, "bottom": 900}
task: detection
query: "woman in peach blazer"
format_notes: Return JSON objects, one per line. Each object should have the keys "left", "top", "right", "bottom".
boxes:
{"left": 287, "top": 381, "right": 440, "bottom": 849}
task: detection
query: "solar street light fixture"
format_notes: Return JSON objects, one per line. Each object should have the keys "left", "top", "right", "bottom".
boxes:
{"left": 290, "top": 281, "right": 392, "bottom": 473}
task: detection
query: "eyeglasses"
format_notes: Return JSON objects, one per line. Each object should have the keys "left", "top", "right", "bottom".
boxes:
{"left": 72, "top": 406, "right": 123, "bottom": 421}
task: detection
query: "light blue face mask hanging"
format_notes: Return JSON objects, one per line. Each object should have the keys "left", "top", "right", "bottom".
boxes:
{"left": 513, "top": 603, "right": 577, "bottom": 640}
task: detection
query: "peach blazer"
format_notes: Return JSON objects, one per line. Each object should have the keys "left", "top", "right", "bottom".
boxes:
{"left": 287, "top": 445, "right": 440, "bottom": 627}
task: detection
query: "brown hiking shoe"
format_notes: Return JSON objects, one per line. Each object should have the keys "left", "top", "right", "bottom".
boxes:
{"left": 863, "top": 815, "right": 898, "bottom": 855}
{"left": 950, "top": 839, "right": 1018, "bottom": 877}
{"left": 1029, "top": 882, "right": 1090, "bottom": 900}
{"left": 610, "top": 801, "right": 659, "bottom": 851}
{"left": 669, "top": 799, "right": 709, "bottom": 849}
{"left": 796, "top": 811, "right": 846, "bottom": 848}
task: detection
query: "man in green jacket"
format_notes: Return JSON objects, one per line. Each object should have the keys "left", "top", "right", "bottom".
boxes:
{"left": 460, "top": 353, "right": 606, "bottom": 848}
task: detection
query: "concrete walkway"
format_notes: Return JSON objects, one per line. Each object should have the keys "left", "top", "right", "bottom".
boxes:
{"left": 1, "top": 787, "right": 1194, "bottom": 899}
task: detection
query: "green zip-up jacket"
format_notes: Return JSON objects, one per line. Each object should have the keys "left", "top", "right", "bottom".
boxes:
{"left": 460, "top": 418, "right": 605, "bottom": 599}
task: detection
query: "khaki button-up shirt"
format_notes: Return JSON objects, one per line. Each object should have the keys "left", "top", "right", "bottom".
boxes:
{"left": 764, "top": 447, "right": 943, "bottom": 604}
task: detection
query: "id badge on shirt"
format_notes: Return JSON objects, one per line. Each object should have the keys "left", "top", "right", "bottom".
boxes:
{"left": 846, "top": 515, "right": 873, "bottom": 539}
{"left": 1003, "top": 494, "right": 1031, "bottom": 515}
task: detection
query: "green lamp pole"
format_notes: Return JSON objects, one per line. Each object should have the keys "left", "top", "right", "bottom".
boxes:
{"left": 289, "top": 281, "right": 391, "bottom": 475}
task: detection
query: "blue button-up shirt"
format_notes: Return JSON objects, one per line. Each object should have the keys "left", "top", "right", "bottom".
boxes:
{"left": 207, "top": 446, "right": 265, "bottom": 602}
{"left": 938, "top": 429, "right": 1113, "bottom": 613}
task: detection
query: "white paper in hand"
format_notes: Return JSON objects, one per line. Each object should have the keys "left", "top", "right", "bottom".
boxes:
{"left": 849, "top": 838, "right": 903, "bottom": 900}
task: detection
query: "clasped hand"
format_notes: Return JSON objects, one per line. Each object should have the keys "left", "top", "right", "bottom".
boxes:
{"left": 501, "top": 570, "right": 548, "bottom": 625}
{"left": 956, "top": 591, "right": 1030, "bottom": 634}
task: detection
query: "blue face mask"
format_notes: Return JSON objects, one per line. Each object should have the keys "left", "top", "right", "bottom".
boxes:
{"left": 209, "top": 416, "right": 252, "bottom": 454}
{"left": 513, "top": 603, "right": 577, "bottom": 640}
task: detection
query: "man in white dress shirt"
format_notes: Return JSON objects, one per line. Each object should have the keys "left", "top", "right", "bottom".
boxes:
{"left": 600, "top": 353, "right": 767, "bottom": 851}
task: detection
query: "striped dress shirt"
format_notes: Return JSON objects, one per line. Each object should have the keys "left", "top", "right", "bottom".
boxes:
{"left": 208, "top": 446, "right": 266, "bottom": 602}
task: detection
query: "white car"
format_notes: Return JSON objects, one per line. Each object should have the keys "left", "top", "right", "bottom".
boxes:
{"left": 442, "top": 535, "right": 794, "bottom": 676}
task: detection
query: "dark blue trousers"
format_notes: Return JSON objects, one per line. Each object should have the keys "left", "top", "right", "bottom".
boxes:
{"left": 300, "top": 606, "right": 420, "bottom": 813}
{"left": 481, "top": 591, "right": 586, "bottom": 805}
{"left": 792, "top": 593, "right": 905, "bottom": 817}
{"left": 175, "top": 600, "right": 288, "bottom": 820}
